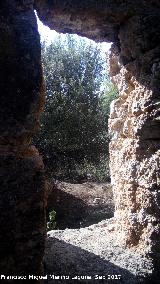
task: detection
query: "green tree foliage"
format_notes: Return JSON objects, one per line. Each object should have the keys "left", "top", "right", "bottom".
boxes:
{"left": 101, "top": 79, "right": 119, "bottom": 127}
{"left": 34, "top": 34, "right": 118, "bottom": 181}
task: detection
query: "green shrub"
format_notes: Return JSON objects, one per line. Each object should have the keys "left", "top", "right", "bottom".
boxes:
{"left": 78, "top": 157, "right": 110, "bottom": 182}
{"left": 47, "top": 210, "right": 57, "bottom": 231}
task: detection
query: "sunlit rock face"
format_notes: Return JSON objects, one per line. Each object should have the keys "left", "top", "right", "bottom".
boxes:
{"left": 0, "top": 1, "right": 46, "bottom": 278}
{"left": 109, "top": 13, "right": 160, "bottom": 279}
{"left": 0, "top": 0, "right": 160, "bottom": 282}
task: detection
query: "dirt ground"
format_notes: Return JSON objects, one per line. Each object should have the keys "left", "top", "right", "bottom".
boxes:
{"left": 45, "top": 183, "right": 152, "bottom": 283}
{"left": 47, "top": 181, "right": 114, "bottom": 229}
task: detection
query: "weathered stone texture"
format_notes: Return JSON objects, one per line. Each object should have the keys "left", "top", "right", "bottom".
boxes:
{"left": 0, "top": 0, "right": 46, "bottom": 279}
{"left": 35, "top": 1, "right": 160, "bottom": 43}
{"left": 109, "top": 14, "right": 160, "bottom": 279}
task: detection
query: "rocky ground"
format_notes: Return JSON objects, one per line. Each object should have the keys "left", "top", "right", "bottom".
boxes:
{"left": 44, "top": 182, "right": 153, "bottom": 284}
{"left": 44, "top": 218, "right": 152, "bottom": 284}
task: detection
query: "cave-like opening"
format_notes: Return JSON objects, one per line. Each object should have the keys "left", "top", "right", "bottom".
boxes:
{"left": 35, "top": 18, "right": 116, "bottom": 230}
{"left": 0, "top": 1, "right": 160, "bottom": 282}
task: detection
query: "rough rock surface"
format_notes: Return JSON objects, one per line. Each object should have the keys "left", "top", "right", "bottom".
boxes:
{"left": 109, "top": 19, "right": 160, "bottom": 280}
{"left": 44, "top": 220, "right": 153, "bottom": 284}
{"left": 35, "top": 1, "right": 160, "bottom": 43}
{"left": 0, "top": 1, "right": 46, "bottom": 278}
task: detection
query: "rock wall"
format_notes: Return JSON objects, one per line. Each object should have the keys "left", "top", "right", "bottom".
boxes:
{"left": 0, "top": 1, "right": 46, "bottom": 279}
{"left": 109, "top": 13, "right": 160, "bottom": 278}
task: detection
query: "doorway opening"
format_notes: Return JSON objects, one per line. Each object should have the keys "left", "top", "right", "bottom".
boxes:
{"left": 35, "top": 18, "right": 118, "bottom": 230}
